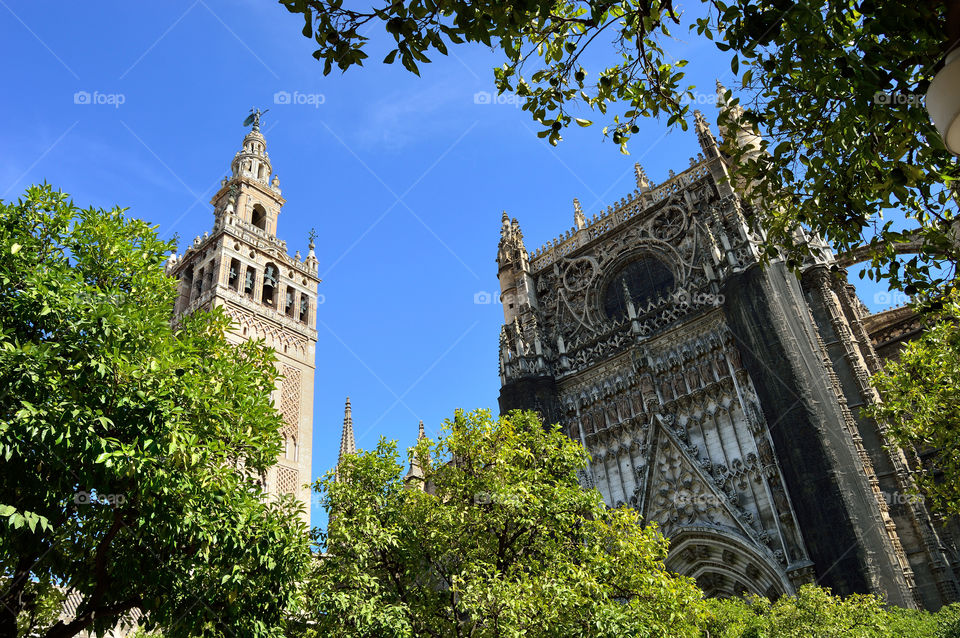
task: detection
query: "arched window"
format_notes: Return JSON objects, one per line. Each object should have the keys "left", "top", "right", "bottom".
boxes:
{"left": 284, "top": 286, "right": 295, "bottom": 317}
{"left": 244, "top": 266, "right": 257, "bottom": 299}
{"left": 262, "top": 263, "right": 278, "bottom": 306}
{"left": 285, "top": 435, "right": 298, "bottom": 461}
{"left": 603, "top": 257, "right": 674, "bottom": 319}
{"left": 251, "top": 204, "right": 267, "bottom": 231}
{"left": 193, "top": 267, "right": 204, "bottom": 301}
{"left": 228, "top": 258, "right": 241, "bottom": 291}
{"left": 299, "top": 293, "right": 309, "bottom": 324}
{"left": 179, "top": 265, "right": 194, "bottom": 310}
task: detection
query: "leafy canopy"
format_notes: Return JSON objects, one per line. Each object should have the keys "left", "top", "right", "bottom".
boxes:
{"left": 308, "top": 408, "right": 704, "bottom": 637}
{"left": 0, "top": 185, "right": 310, "bottom": 638}
{"left": 867, "top": 293, "right": 960, "bottom": 518}
{"left": 282, "top": 0, "right": 959, "bottom": 294}
{"left": 702, "top": 584, "right": 960, "bottom": 637}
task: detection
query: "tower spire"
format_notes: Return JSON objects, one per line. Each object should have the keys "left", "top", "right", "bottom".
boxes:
{"left": 497, "top": 211, "right": 536, "bottom": 325}
{"left": 694, "top": 110, "right": 720, "bottom": 159}
{"left": 336, "top": 397, "right": 355, "bottom": 481}
{"left": 714, "top": 80, "right": 762, "bottom": 158}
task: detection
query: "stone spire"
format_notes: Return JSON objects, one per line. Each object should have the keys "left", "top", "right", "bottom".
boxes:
{"left": 715, "top": 81, "right": 762, "bottom": 158}
{"left": 497, "top": 212, "right": 538, "bottom": 325}
{"left": 715, "top": 81, "right": 742, "bottom": 116}
{"left": 497, "top": 212, "right": 528, "bottom": 266}
{"left": 405, "top": 420, "right": 429, "bottom": 484}
{"left": 335, "top": 397, "right": 355, "bottom": 481}
{"left": 573, "top": 198, "right": 586, "bottom": 230}
{"left": 694, "top": 109, "right": 720, "bottom": 159}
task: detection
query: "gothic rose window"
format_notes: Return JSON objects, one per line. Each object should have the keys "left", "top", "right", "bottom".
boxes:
{"left": 603, "top": 257, "right": 675, "bottom": 319}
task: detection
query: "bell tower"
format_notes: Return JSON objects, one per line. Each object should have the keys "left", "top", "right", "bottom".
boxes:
{"left": 166, "top": 109, "right": 320, "bottom": 525}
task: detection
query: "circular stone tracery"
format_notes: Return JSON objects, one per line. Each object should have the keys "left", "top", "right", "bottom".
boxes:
{"left": 603, "top": 257, "right": 675, "bottom": 319}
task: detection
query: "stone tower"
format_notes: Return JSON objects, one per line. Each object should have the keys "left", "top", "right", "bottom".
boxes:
{"left": 496, "top": 98, "right": 960, "bottom": 609}
{"left": 166, "top": 112, "right": 320, "bottom": 525}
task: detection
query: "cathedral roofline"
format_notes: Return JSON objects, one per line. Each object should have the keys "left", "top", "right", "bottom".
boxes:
{"left": 527, "top": 155, "right": 726, "bottom": 273}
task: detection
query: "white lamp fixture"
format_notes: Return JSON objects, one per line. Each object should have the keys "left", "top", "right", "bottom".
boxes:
{"left": 927, "top": 48, "right": 960, "bottom": 155}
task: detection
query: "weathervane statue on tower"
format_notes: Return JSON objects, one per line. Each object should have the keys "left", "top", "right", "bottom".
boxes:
{"left": 243, "top": 107, "right": 268, "bottom": 131}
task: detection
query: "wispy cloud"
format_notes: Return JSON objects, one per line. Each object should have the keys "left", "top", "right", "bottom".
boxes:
{"left": 356, "top": 81, "right": 472, "bottom": 152}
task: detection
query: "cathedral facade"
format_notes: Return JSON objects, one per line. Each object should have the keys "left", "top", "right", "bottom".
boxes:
{"left": 496, "top": 97, "right": 960, "bottom": 610}
{"left": 165, "top": 117, "right": 319, "bottom": 524}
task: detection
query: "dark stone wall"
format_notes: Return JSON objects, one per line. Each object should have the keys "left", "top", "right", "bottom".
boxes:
{"left": 721, "top": 262, "right": 904, "bottom": 601}
{"left": 498, "top": 375, "right": 562, "bottom": 429}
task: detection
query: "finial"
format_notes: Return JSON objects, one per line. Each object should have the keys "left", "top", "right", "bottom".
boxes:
{"left": 502, "top": 210, "right": 509, "bottom": 224}
{"left": 308, "top": 228, "right": 317, "bottom": 251}
{"left": 716, "top": 80, "right": 727, "bottom": 97}
{"left": 573, "top": 198, "right": 585, "bottom": 230}
{"left": 243, "top": 107, "right": 269, "bottom": 131}
{"left": 418, "top": 420, "right": 425, "bottom": 439}
{"left": 634, "top": 163, "right": 650, "bottom": 190}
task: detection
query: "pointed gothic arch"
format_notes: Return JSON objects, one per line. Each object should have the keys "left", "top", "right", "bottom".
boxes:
{"left": 665, "top": 529, "right": 793, "bottom": 600}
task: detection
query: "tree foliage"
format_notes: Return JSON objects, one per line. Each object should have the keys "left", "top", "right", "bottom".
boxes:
{"left": 702, "top": 585, "right": 960, "bottom": 637}
{"left": 0, "top": 185, "right": 310, "bottom": 638}
{"left": 718, "top": 0, "right": 959, "bottom": 295}
{"left": 308, "top": 408, "right": 704, "bottom": 637}
{"left": 282, "top": 0, "right": 959, "bottom": 294}
{"left": 867, "top": 294, "right": 960, "bottom": 517}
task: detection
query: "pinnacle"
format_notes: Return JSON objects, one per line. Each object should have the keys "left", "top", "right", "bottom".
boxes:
{"left": 337, "top": 397, "right": 355, "bottom": 478}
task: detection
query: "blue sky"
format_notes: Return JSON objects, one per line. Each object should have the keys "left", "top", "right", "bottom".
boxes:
{"left": 0, "top": 1, "right": 896, "bottom": 525}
